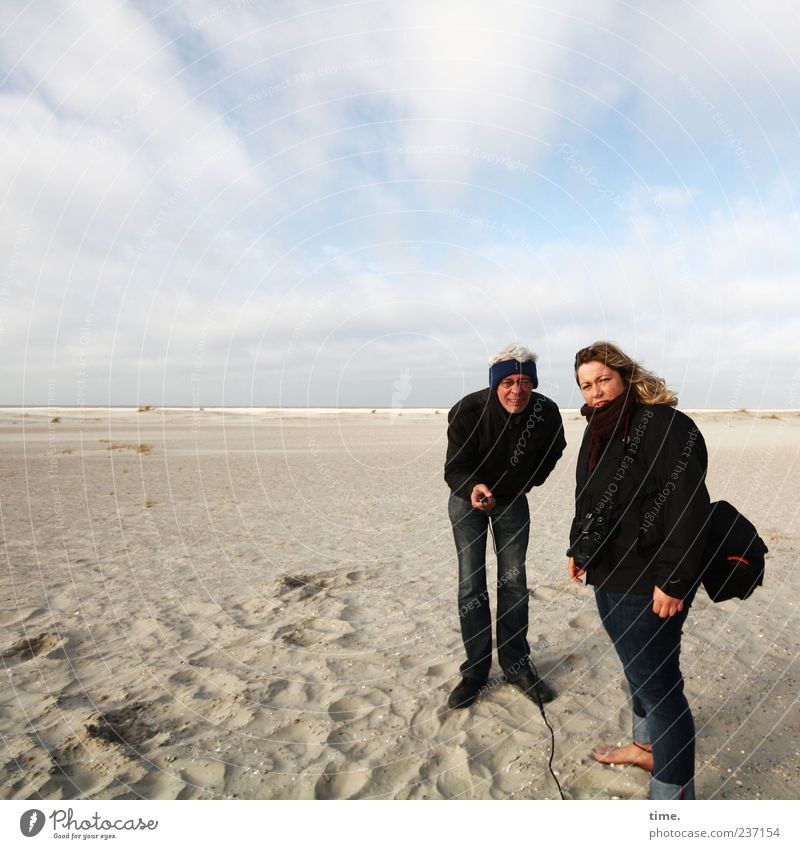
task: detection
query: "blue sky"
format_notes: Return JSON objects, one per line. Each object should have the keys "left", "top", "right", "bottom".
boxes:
{"left": 2, "top": 0, "right": 798, "bottom": 408}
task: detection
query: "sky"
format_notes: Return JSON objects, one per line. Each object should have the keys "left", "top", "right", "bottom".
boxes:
{"left": 1, "top": 0, "right": 798, "bottom": 409}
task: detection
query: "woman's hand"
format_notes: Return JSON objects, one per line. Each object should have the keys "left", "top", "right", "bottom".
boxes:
{"left": 652, "top": 586, "right": 684, "bottom": 618}
{"left": 568, "top": 557, "right": 585, "bottom": 584}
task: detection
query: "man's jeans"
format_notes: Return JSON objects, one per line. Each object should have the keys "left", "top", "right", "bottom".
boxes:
{"left": 448, "top": 494, "right": 530, "bottom": 683}
{"left": 594, "top": 587, "right": 695, "bottom": 790}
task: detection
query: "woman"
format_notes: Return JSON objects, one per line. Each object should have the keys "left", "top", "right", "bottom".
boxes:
{"left": 567, "top": 342, "right": 710, "bottom": 800}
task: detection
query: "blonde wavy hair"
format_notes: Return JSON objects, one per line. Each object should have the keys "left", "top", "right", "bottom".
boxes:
{"left": 574, "top": 341, "right": 678, "bottom": 406}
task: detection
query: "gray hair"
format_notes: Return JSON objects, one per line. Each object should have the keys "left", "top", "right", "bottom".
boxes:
{"left": 487, "top": 342, "right": 538, "bottom": 366}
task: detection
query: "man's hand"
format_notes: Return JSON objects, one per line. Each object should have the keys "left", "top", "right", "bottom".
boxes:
{"left": 568, "top": 557, "right": 585, "bottom": 584}
{"left": 652, "top": 586, "right": 684, "bottom": 618}
{"left": 471, "top": 484, "right": 495, "bottom": 511}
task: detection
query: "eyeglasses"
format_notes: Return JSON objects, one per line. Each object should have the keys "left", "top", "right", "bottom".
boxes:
{"left": 499, "top": 377, "right": 533, "bottom": 390}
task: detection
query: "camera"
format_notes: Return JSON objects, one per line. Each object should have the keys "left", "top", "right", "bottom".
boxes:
{"left": 567, "top": 509, "right": 612, "bottom": 569}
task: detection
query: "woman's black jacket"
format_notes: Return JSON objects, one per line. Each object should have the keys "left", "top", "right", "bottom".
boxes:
{"left": 444, "top": 388, "right": 566, "bottom": 505}
{"left": 570, "top": 403, "right": 710, "bottom": 598}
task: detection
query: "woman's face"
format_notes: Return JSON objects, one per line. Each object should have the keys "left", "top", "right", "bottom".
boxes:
{"left": 576, "top": 361, "right": 625, "bottom": 408}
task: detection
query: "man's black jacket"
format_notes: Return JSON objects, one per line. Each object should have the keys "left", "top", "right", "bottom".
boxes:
{"left": 444, "top": 388, "right": 566, "bottom": 505}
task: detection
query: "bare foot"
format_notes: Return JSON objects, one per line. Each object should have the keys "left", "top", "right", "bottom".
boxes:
{"left": 592, "top": 741, "right": 654, "bottom": 772}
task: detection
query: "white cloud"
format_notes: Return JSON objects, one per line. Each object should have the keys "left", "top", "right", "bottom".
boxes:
{"left": 0, "top": 0, "right": 796, "bottom": 407}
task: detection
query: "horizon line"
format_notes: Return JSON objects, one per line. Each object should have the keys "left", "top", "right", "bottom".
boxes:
{"left": 3, "top": 406, "right": 799, "bottom": 414}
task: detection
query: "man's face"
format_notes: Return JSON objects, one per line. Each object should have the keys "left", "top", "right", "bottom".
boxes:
{"left": 496, "top": 373, "right": 533, "bottom": 413}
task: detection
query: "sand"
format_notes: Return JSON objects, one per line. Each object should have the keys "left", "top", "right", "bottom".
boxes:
{"left": 0, "top": 407, "right": 798, "bottom": 800}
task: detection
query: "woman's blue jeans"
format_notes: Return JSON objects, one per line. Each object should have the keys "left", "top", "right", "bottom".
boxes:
{"left": 594, "top": 586, "right": 695, "bottom": 790}
{"left": 448, "top": 494, "right": 530, "bottom": 683}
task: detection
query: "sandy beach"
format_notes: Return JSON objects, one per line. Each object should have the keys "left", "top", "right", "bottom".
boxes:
{"left": 1, "top": 407, "right": 798, "bottom": 800}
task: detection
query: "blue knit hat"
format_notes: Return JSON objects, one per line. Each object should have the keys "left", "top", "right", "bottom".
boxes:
{"left": 489, "top": 359, "right": 538, "bottom": 391}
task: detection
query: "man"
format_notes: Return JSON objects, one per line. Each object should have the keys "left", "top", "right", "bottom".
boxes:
{"left": 444, "top": 343, "right": 566, "bottom": 709}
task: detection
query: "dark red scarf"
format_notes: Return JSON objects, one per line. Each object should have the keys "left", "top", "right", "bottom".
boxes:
{"left": 580, "top": 390, "right": 636, "bottom": 472}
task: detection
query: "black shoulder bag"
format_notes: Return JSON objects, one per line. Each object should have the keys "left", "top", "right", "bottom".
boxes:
{"left": 700, "top": 500, "right": 768, "bottom": 602}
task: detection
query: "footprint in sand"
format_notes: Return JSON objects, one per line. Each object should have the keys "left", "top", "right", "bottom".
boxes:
{"left": 0, "top": 607, "right": 46, "bottom": 627}
{"left": 274, "top": 621, "right": 317, "bottom": 647}
{"left": 327, "top": 689, "right": 388, "bottom": 721}
{"left": 276, "top": 616, "right": 354, "bottom": 649}
{"left": 83, "top": 701, "right": 161, "bottom": 757}
{"left": 561, "top": 652, "right": 588, "bottom": 671}
{"left": 425, "top": 662, "right": 453, "bottom": 680}
{"left": 568, "top": 612, "right": 598, "bottom": 630}
{"left": 275, "top": 569, "right": 367, "bottom": 601}
{"left": 328, "top": 696, "right": 369, "bottom": 721}
{"left": 529, "top": 585, "right": 563, "bottom": 602}
{"left": 1, "top": 632, "right": 64, "bottom": 666}
{"left": 26, "top": 700, "right": 164, "bottom": 798}
{"left": 339, "top": 602, "right": 368, "bottom": 624}
{"left": 276, "top": 574, "right": 326, "bottom": 599}
{"left": 344, "top": 570, "right": 364, "bottom": 584}
{"left": 314, "top": 765, "right": 370, "bottom": 799}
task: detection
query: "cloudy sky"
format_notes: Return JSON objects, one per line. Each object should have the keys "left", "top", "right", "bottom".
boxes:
{"left": 2, "top": 0, "right": 798, "bottom": 408}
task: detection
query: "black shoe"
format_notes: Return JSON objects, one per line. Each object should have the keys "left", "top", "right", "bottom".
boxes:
{"left": 508, "top": 668, "right": 556, "bottom": 704}
{"left": 447, "top": 677, "right": 484, "bottom": 709}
